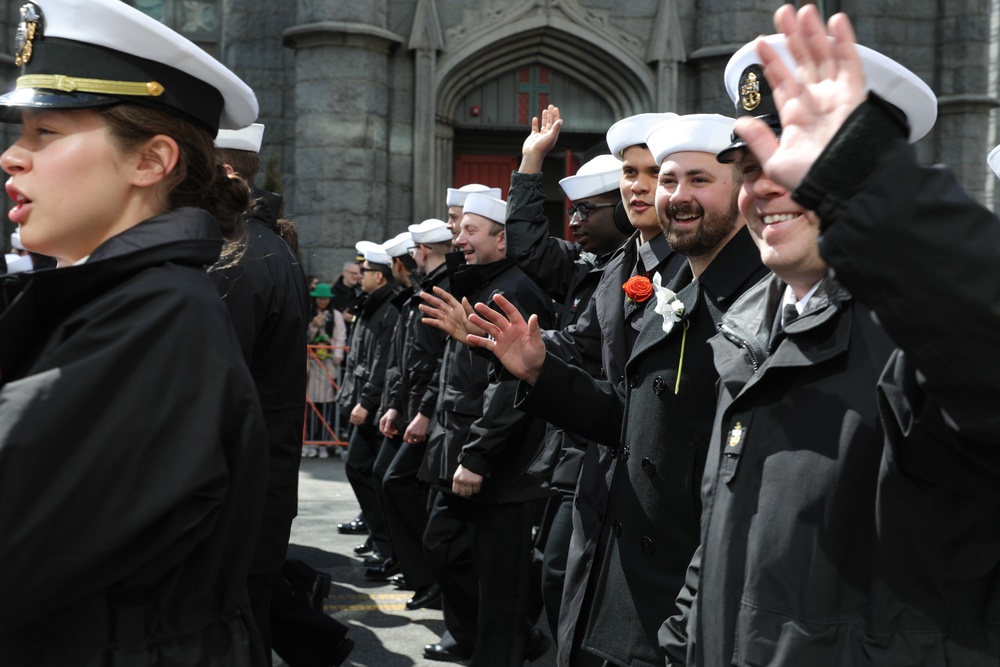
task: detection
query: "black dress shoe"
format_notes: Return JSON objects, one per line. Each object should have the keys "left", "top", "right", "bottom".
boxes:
{"left": 389, "top": 573, "right": 411, "bottom": 589}
{"left": 308, "top": 571, "right": 331, "bottom": 612}
{"left": 364, "top": 558, "right": 401, "bottom": 581}
{"left": 353, "top": 540, "right": 373, "bottom": 555}
{"left": 422, "top": 641, "right": 472, "bottom": 662}
{"left": 362, "top": 553, "right": 384, "bottom": 567}
{"left": 337, "top": 518, "right": 368, "bottom": 535}
{"left": 405, "top": 582, "right": 442, "bottom": 610}
{"left": 524, "top": 626, "right": 551, "bottom": 662}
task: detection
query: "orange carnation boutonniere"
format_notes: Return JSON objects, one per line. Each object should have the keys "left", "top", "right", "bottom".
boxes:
{"left": 622, "top": 275, "right": 653, "bottom": 303}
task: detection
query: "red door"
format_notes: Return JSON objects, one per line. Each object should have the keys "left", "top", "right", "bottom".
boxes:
{"left": 453, "top": 154, "right": 519, "bottom": 200}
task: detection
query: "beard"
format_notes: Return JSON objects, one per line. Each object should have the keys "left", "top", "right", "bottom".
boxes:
{"left": 661, "top": 191, "right": 740, "bottom": 259}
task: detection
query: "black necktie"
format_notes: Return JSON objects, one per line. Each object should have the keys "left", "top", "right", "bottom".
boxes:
{"left": 782, "top": 303, "right": 799, "bottom": 329}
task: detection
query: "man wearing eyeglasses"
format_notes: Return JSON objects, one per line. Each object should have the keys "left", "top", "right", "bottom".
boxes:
{"left": 504, "top": 107, "right": 633, "bottom": 648}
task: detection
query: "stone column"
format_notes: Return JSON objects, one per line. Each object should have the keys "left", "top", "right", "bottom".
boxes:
{"left": 409, "top": 0, "right": 444, "bottom": 221}
{"left": 283, "top": 1, "right": 403, "bottom": 276}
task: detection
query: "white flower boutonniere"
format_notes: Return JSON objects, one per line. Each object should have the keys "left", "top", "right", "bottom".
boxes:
{"left": 652, "top": 271, "right": 685, "bottom": 334}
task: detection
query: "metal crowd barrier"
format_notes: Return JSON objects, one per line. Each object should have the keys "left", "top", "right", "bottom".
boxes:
{"left": 304, "top": 344, "right": 350, "bottom": 449}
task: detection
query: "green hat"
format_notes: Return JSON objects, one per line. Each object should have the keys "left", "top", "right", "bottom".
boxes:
{"left": 310, "top": 283, "right": 334, "bottom": 298}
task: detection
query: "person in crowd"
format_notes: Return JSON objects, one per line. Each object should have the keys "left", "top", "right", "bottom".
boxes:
{"left": 445, "top": 184, "right": 503, "bottom": 245}
{"left": 378, "top": 218, "right": 454, "bottom": 610}
{"left": 503, "top": 105, "right": 632, "bottom": 644}
{"left": 0, "top": 0, "right": 269, "bottom": 663}
{"left": 337, "top": 242, "right": 402, "bottom": 572}
{"left": 464, "top": 113, "right": 768, "bottom": 667}
{"left": 657, "top": 6, "right": 1000, "bottom": 666}
{"left": 211, "top": 123, "right": 352, "bottom": 666}
{"left": 543, "top": 110, "right": 687, "bottom": 666}
{"left": 418, "top": 193, "right": 555, "bottom": 665}
{"left": 304, "top": 281, "right": 347, "bottom": 455}
{"left": 331, "top": 259, "right": 362, "bottom": 331}
{"left": 362, "top": 231, "right": 416, "bottom": 582}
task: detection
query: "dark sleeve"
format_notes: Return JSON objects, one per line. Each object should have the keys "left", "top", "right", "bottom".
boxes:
{"left": 541, "top": 292, "right": 602, "bottom": 370}
{"left": 798, "top": 93, "right": 1000, "bottom": 444}
{"left": 0, "top": 281, "right": 265, "bottom": 623}
{"left": 660, "top": 544, "right": 701, "bottom": 667}
{"left": 382, "top": 334, "right": 403, "bottom": 414}
{"left": 514, "top": 352, "right": 624, "bottom": 448}
{"left": 358, "top": 307, "right": 399, "bottom": 413}
{"left": 457, "top": 378, "right": 530, "bottom": 475}
{"left": 505, "top": 171, "right": 583, "bottom": 303}
{"left": 457, "top": 278, "right": 555, "bottom": 475}
{"left": 410, "top": 320, "right": 448, "bottom": 418}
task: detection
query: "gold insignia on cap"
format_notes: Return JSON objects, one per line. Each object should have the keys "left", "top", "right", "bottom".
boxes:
{"left": 14, "top": 3, "right": 43, "bottom": 67}
{"left": 17, "top": 74, "right": 168, "bottom": 99}
{"left": 740, "top": 72, "right": 761, "bottom": 112}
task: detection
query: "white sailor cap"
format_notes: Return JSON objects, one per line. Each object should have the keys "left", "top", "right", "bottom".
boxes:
{"left": 355, "top": 240, "right": 380, "bottom": 261}
{"left": 10, "top": 228, "right": 24, "bottom": 251}
{"left": 408, "top": 218, "right": 452, "bottom": 244}
{"left": 559, "top": 155, "right": 622, "bottom": 201}
{"left": 382, "top": 232, "right": 413, "bottom": 258}
{"left": 462, "top": 193, "right": 507, "bottom": 225}
{"left": 988, "top": 145, "right": 1000, "bottom": 180}
{"left": 606, "top": 113, "right": 678, "bottom": 160}
{"left": 446, "top": 184, "right": 503, "bottom": 207}
{"left": 363, "top": 244, "right": 392, "bottom": 266}
{"left": 216, "top": 123, "right": 265, "bottom": 153}
{"left": 719, "top": 34, "right": 936, "bottom": 162}
{"left": 0, "top": 0, "right": 258, "bottom": 133}
{"left": 646, "top": 114, "right": 737, "bottom": 165}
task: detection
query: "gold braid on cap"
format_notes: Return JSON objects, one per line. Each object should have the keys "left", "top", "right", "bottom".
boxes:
{"left": 16, "top": 74, "right": 164, "bottom": 97}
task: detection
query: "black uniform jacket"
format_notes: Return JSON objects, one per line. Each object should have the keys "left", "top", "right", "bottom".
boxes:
{"left": 537, "top": 227, "right": 686, "bottom": 665}
{"left": 382, "top": 263, "right": 450, "bottom": 430}
{"left": 504, "top": 170, "right": 610, "bottom": 489}
{"left": 0, "top": 208, "right": 268, "bottom": 666}
{"left": 420, "top": 257, "right": 553, "bottom": 503}
{"left": 338, "top": 281, "right": 401, "bottom": 420}
{"left": 211, "top": 191, "right": 309, "bottom": 573}
{"left": 670, "top": 100, "right": 1000, "bottom": 667}
{"left": 519, "top": 227, "right": 767, "bottom": 666}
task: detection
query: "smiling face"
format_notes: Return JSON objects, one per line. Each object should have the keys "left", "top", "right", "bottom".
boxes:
{"left": 2, "top": 108, "right": 147, "bottom": 264}
{"left": 568, "top": 193, "right": 625, "bottom": 256}
{"left": 655, "top": 151, "right": 742, "bottom": 267}
{"left": 454, "top": 213, "right": 505, "bottom": 265}
{"left": 620, "top": 144, "right": 662, "bottom": 242}
{"left": 736, "top": 150, "right": 827, "bottom": 297}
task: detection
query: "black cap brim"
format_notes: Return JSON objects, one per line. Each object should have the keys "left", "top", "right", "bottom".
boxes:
{"left": 716, "top": 114, "right": 782, "bottom": 164}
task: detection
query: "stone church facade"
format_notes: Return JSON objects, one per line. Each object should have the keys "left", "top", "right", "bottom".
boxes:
{"left": 1, "top": 0, "right": 998, "bottom": 275}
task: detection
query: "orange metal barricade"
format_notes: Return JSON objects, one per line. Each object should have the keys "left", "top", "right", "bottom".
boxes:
{"left": 304, "top": 344, "right": 350, "bottom": 448}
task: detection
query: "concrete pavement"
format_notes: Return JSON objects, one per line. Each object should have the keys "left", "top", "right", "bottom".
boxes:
{"left": 276, "top": 452, "right": 558, "bottom": 667}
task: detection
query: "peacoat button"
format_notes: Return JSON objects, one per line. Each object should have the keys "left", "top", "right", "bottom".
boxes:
{"left": 641, "top": 457, "right": 655, "bottom": 476}
{"left": 640, "top": 536, "right": 655, "bottom": 555}
{"left": 609, "top": 446, "right": 618, "bottom": 459}
{"left": 628, "top": 373, "right": 638, "bottom": 388}
{"left": 621, "top": 444, "right": 630, "bottom": 462}
{"left": 653, "top": 376, "right": 665, "bottom": 395}
{"left": 613, "top": 520, "right": 622, "bottom": 537}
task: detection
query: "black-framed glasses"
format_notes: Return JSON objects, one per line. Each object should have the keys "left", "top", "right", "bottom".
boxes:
{"left": 567, "top": 202, "right": 617, "bottom": 221}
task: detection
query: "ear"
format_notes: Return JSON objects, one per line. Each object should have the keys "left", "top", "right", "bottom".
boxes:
{"left": 222, "top": 163, "right": 236, "bottom": 176}
{"left": 495, "top": 228, "right": 506, "bottom": 254}
{"left": 131, "top": 134, "right": 180, "bottom": 188}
